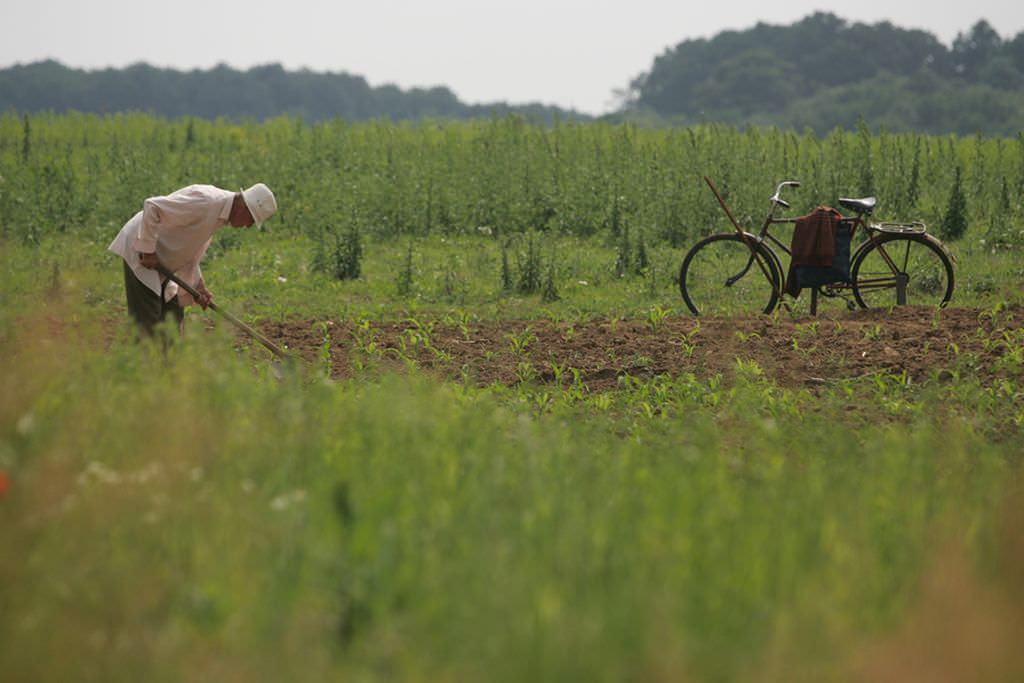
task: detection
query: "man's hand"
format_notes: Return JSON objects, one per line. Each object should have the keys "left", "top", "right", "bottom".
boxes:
{"left": 138, "top": 252, "right": 158, "bottom": 269}
{"left": 195, "top": 281, "right": 213, "bottom": 310}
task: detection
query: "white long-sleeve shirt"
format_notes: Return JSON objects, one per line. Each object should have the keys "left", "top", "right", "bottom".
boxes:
{"left": 109, "top": 185, "right": 234, "bottom": 302}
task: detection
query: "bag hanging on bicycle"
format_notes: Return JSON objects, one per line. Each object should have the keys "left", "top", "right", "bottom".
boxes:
{"left": 784, "top": 206, "right": 851, "bottom": 296}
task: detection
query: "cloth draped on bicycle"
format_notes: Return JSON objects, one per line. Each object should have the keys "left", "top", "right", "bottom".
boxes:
{"left": 784, "top": 206, "right": 851, "bottom": 297}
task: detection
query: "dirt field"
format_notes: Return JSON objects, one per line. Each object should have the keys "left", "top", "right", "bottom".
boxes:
{"left": 257, "top": 306, "right": 1023, "bottom": 390}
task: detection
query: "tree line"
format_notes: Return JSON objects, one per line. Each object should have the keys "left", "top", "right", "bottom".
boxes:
{"left": 0, "top": 61, "right": 585, "bottom": 125}
{"left": 1, "top": 13, "right": 1023, "bottom": 135}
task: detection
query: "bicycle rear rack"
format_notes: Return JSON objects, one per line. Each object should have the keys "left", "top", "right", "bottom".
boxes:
{"left": 872, "top": 221, "right": 927, "bottom": 234}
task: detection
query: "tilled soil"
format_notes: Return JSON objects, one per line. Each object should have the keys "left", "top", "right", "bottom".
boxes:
{"left": 256, "top": 306, "right": 1024, "bottom": 391}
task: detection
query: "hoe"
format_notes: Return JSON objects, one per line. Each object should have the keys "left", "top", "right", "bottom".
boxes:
{"left": 156, "top": 263, "right": 291, "bottom": 363}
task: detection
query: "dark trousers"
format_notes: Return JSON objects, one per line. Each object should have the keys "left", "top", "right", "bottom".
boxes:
{"left": 123, "top": 261, "right": 184, "bottom": 337}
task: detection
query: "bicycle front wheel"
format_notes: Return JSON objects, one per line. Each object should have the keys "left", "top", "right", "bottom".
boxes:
{"left": 850, "top": 233, "right": 954, "bottom": 308}
{"left": 679, "top": 233, "right": 782, "bottom": 316}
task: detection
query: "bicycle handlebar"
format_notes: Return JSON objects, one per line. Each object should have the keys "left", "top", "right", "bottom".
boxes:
{"left": 770, "top": 180, "right": 800, "bottom": 209}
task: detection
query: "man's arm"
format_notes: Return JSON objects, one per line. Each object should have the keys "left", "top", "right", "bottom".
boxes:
{"left": 134, "top": 197, "right": 164, "bottom": 256}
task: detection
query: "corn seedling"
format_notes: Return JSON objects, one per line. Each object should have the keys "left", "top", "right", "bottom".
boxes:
{"left": 506, "top": 327, "right": 536, "bottom": 357}
{"left": 515, "top": 361, "right": 537, "bottom": 386}
{"left": 646, "top": 304, "right": 671, "bottom": 333}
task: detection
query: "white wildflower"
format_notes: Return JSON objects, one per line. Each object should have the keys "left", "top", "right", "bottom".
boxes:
{"left": 270, "top": 489, "right": 307, "bottom": 511}
{"left": 78, "top": 462, "right": 122, "bottom": 486}
{"left": 129, "top": 463, "right": 162, "bottom": 484}
{"left": 16, "top": 414, "right": 35, "bottom": 436}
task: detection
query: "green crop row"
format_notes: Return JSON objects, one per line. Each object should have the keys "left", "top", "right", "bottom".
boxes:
{"left": 2, "top": 113, "right": 1023, "bottom": 249}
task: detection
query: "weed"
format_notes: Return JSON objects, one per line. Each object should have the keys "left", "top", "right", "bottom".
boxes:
{"left": 645, "top": 260, "right": 659, "bottom": 299}
{"left": 499, "top": 240, "right": 513, "bottom": 294}
{"left": 941, "top": 164, "right": 968, "bottom": 241}
{"left": 515, "top": 232, "right": 543, "bottom": 295}
{"left": 634, "top": 229, "right": 650, "bottom": 274}
{"left": 315, "top": 223, "right": 363, "bottom": 281}
{"left": 440, "top": 252, "right": 469, "bottom": 302}
{"left": 615, "top": 224, "right": 632, "bottom": 278}
{"left": 397, "top": 241, "right": 416, "bottom": 297}
{"left": 541, "top": 262, "right": 560, "bottom": 304}
{"left": 313, "top": 320, "right": 333, "bottom": 376}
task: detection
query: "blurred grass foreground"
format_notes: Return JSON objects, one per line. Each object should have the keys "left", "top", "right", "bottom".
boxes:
{"left": 2, "top": 293, "right": 1023, "bottom": 682}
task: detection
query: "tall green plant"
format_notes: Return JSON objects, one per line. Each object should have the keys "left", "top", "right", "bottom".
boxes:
{"left": 397, "top": 241, "right": 416, "bottom": 296}
{"left": 515, "top": 232, "right": 543, "bottom": 295}
{"left": 941, "top": 165, "right": 969, "bottom": 241}
{"left": 313, "top": 224, "right": 364, "bottom": 281}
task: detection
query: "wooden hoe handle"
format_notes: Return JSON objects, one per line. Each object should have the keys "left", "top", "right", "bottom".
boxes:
{"left": 155, "top": 264, "right": 289, "bottom": 360}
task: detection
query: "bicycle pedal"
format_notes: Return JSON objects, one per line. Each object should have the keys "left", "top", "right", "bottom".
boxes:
{"left": 823, "top": 286, "right": 857, "bottom": 310}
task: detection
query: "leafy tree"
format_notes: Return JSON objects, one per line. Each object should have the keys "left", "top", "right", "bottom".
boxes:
{"left": 952, "top": 21, "right": 1002, "bottom": 77}
{"left": 622, "top": 13, "right": 1024, "bottom": 135}
{"left": 691, "top": 49, "right": 801, "bottom": 116}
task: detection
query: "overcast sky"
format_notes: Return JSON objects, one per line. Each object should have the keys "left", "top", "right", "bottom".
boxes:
{"left": 3, "top": 1, "right": 1023, "bottom": 115}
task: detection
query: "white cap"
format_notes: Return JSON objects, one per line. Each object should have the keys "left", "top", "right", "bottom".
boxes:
{"left": 240, "top": 183, "right": 278, "bottom": 228}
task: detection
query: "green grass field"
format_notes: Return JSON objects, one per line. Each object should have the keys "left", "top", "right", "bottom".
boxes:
{"left": 2, "top": 115, "right": 1024, "bottom": 681}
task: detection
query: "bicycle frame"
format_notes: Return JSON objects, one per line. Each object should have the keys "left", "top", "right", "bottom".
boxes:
{"left": 703, "top": 175, "right": 918, "bottom": 306}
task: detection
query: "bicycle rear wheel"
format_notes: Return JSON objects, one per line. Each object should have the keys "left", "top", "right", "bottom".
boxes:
{"left": 850, "top": 233, "right": 954, "bottom": 308}
{"left": 679, "top": 233, "right": 782, "bottom": 315}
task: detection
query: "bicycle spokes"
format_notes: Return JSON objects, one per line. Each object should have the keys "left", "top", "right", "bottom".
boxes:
{"left": 851, "top": 235, "right": 954, "bottom": 308}
{"left": 680, "top": 233, "right": 782, "bottom": 315}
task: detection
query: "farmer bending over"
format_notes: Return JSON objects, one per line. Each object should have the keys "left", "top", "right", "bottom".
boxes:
{"left": 109, "top": 183, "right": 277, "bottom": 337}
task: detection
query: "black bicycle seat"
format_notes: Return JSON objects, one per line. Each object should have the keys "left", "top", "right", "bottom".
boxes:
{"left": 838, "top": 197, "right": 877, "bottom": 215}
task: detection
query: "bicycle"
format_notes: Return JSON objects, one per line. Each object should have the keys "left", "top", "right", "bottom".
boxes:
{"left": 678, "top": 176, "right": 955, "bottom": 316}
